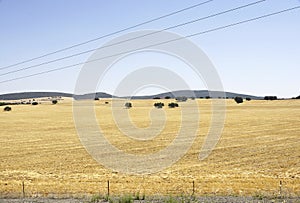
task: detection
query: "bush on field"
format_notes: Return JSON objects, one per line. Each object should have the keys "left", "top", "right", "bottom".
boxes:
{"left": 0, "top": 102, "right": 9, "bottom": 106}
{"left": 32, "top": 102, "right": 38, "bottom": 105}
{"left": 246, "top": 97, "right": 251, "bottom": 101}
{"left": 264, "top": 96, "right": 277, "bottom": 100}
{"left": 125, "top": 102, "right": 132, "bottom": 109}
{"left": 52, "top": 100, "right": 58, "bottom": 104}
{"left": 154, "top": 102, "right": 164, "bottom": 108}
{"left": 175, "top": 96, "right": 187, "bottom": 102}
{"left": 234, "top": 97, "right": 243, "bottom": 104}
{"left": 4, "top": 106, "right": 11, "bottom": 111}
{"left": 168, "top": 102, "right": 179, "bottom": 108}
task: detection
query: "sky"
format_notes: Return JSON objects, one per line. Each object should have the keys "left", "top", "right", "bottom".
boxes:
{"left": 0, "top": 0, "right": 299, "bottom": 98}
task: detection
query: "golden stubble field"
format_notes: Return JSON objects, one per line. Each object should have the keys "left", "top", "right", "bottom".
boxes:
{"left": 0, "top": 98, "right": 299, "bottom": 198}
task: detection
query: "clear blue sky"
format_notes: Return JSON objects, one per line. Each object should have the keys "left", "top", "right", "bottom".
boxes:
{"left": 0, "top": 0, "right": 299, "bottom": 98}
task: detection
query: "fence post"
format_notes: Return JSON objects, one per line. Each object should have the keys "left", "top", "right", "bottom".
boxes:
{"left": 279, "top": 180, "right": 282, "bottom": 196}
{"left": 107, "top": 180, "right": 110, "bottom": 197}
{"left": 192, "top": 180, "right": 195, "bottom": 196}
{"left": 22, "top": 181, "right": 25, "bottom": 198}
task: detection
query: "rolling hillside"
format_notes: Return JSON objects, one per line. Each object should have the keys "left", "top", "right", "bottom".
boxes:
{"left": 0, "top": 90, "right": 263, "bottom": 100}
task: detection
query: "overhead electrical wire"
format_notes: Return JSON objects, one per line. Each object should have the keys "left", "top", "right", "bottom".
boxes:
{"left": 0, "top": 0, "right": 213, "bottom": 70}
{"left": 1, "top": 5, "right": 299, "bottom": 84}
{"left": 0, "top": 0, "right": 267, "bottom": 77}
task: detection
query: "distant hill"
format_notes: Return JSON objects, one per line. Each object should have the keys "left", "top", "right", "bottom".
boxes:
{"left": 130, "top": 90, "right": 263, "bottom": 100}
{"left": 0, "top": 92, "right": 113, "bottom": 100}
{"left": 0, "top": 92, "right": 73, "bottom": 100}
{"left": 73, "top": 92, "right": 113, "bottom": 100}
{"left": 0, "top": 90, "right": 263, "bottom": 100}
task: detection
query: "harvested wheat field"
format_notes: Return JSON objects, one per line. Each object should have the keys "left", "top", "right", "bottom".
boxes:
{"left": 0, "top": 99, "right": 299, "bottom": 198}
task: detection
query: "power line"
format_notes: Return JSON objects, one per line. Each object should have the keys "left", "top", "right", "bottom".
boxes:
{"left": 0, "top": 0, "right": 267, "bottom": 77}
{"left": 0, "top": 5, "right": 299, "bottom": 84}
{"left": 0, "top": 0, "right": 213, "bottom": 71}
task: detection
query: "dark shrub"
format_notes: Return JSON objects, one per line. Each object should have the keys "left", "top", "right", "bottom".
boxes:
{"left": 246, "top": 97, "right": 251, "bottom": 101}
{"left": 0, "top": 102, "right": 9, "bottom": 106}
{"left": 168, "top": 102, "right": 179, "bottom": 108}
{"left": 154, "top": 102, "right": 164, "bottom": 108}
{"left": 264, "top": 96, "right": 277, "bottom": 100}
{"left": 105, "top": 101, "right": 109, "bottom": 104}
{"left": 125, "top": 102, "right": 132, "bottom": 108}
{"left": 94, "top": 97, "right": 99, "bottom": 101}
{"left": 205, "top": 96, "right": 211, "bottom": 99}
{"left": 164, "top": 96, "right": 171, "bottom": 99}
{"left": 296, "top": 95, "right": 300, "bottom": 99}
{"left": 4, "top": 106, "right": 11, "bottom": 111}
{"left": 52, "top": 100, "right": 58, "bottom": 104}
{"left": 175, "top": 96, "right": 187, "bottom": 102}
{"left": 153, "top": 97, "right": 161, "bottom": 99}
{"left": 234, "top": 97, "right": 243, "bottom": 104}
{"left": 32, "top": 102, "right": 38, "bottom": 105}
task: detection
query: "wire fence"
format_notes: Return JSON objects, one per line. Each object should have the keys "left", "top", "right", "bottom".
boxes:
{"left": 0, "top": 177, "right": 298, "bottom": 199}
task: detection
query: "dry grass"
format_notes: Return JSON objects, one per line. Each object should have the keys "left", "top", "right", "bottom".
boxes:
{"left": 0, "top": 99, "right": 299, "bottom": 198}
